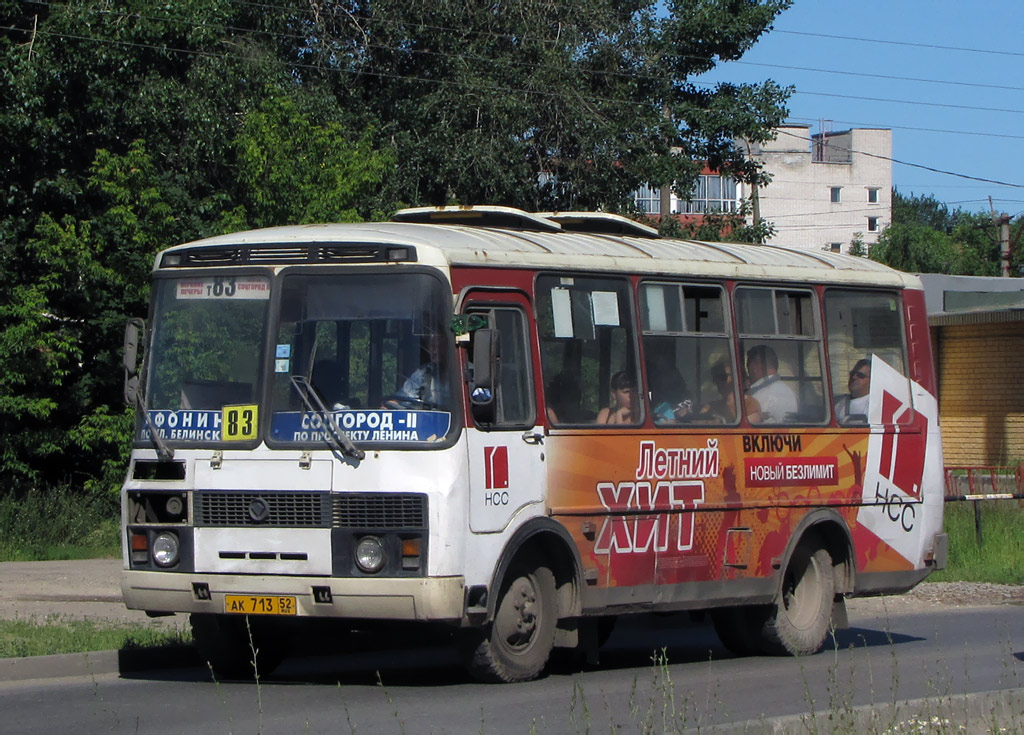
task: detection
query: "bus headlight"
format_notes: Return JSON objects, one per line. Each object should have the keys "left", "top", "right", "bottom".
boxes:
{"left": 152, "top": 532, "right": 180, "bottom": 567}
{"left": 355, "top": 536, "right": 386, "bottom": 573}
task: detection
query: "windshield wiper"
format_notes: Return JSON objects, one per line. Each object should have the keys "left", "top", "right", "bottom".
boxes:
{"left": 290, "top": 375, "right": 365, "bottom": 461}
{"left": 131, "top": 390, "right": 175, "bottom": 461}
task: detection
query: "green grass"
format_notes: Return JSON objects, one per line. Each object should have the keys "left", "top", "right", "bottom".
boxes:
{"left": 929, "top": 499, "right": 1024, "bottom": 584}
{"left": 0, "top": 617, "right": 190, "bottom": 658}
{"left": 0, "top": 486, "right": 120, "bottom": 562}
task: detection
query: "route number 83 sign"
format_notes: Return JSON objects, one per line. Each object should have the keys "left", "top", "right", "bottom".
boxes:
{"left": 222, "top": 404, "right": 259, "bottom": 441}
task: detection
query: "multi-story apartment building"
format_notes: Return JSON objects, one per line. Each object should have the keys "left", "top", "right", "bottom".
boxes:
{"left": 634, "top": 123, "right": 893, "bottom": 254}
{"left": 744, "top": 124, "right": 892, "bottom": 253}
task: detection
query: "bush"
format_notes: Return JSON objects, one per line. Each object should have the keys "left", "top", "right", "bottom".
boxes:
{"left": 0, "top": 485, "right": 120, "bottom": 561}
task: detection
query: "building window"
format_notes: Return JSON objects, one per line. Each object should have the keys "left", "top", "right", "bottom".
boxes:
{"left": 830, "top": 187, "right": 842, "bottom": 203}
{"left": 867, "top": 217, "right": 880, "bottom": 232}
{"left": 634, "top": 184, "right": 661, "bottom": 214}
{"left": 829, "top": 243, "right": 842, "bottom": 253}
{"left": 675, "top": 175, "right": 738, "bottom": 214}
{"left": 867, "top": 188, "right": 880, "bottom": 204}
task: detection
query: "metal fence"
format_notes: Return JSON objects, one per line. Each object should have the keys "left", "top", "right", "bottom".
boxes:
{"left": 943, "top": 464, "right": 1024, "bottom": 545}
{"left": 944, "top": 464, "right": 1024, "bottom": 502}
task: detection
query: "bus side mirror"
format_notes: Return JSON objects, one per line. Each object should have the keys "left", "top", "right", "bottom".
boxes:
{"left": 124, "top": 318, "right": 145, "bottom": 404}
{"left": 470, "top": 328, "right": 499, "bottom": 423}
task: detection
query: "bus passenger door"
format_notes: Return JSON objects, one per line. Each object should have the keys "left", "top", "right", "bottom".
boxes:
{"left": 463, "top": 296, "right": 546, "bottom": 533}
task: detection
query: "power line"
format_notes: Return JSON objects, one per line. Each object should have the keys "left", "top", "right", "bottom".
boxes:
{"left": 948, "top": 199, "right": 1024, "bottom": 205}
{"left": 774, "top": 29, "right": 1024, "bottom": 59}
{"left": 734, "top": 59, "right": 1024, "bottom": 93}
{"left": 785, "top": 117, "right": 1024, "bottom": 142}
{"left": 774, "top": 129, "right": 1024, "bottom": 189}
{"left": 29, "top": 1, "right": 1024, "bottom": 97}
{"left": 17, "top": 4, "right": 1024, "bottom": 121}
{"left": 7, "top": 15, "right": 1021, "bottom": 196}
{"left": 791, "top": 89, "right": 1024, "bottom": 117}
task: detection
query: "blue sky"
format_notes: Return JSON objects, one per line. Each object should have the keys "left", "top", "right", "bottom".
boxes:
{"left": 697, "top": 2, "right": 1024, "bottom": 215}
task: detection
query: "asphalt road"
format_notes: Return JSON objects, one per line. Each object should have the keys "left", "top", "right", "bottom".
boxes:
{"left": 1, "top": 560, "right": 1024, "bottom": 733}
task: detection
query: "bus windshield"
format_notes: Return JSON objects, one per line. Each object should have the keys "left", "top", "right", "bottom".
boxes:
{"left": 136, "top": 270, "right": 455, "bottom": 447}
{"left": 139, "top": 275, "right": 270, "bottom": 443}
{"left": 269, "top": 271, "right": 455, "bottom": 445}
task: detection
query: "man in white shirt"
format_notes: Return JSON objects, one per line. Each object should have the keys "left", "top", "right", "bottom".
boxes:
{"left": 745, "top": 344, "right": 797, "bottom": 424}
{"left": 385, "top": 333, "right": 448, "bottom": 409}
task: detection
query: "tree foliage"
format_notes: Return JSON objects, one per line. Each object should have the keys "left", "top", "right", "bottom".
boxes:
{"left": 652, "top": 200, "right": 775, "bottom": 244}
{"left": 870, "top": 190, "right": 1022, "bottom": 276}
{"left": 0, "top": 0, "right": 792, "bottom": 492}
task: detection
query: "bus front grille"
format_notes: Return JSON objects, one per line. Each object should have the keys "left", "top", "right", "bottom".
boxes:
{"left": 332, "top": 493, "right": 427, "bottom": 529}
{"left": 194, "top": 491, "right": 331, "bottom": 528}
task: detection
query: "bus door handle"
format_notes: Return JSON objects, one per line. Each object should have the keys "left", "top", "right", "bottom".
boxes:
{"left": 521, "top": 431, "right": 544, "bottom": 445}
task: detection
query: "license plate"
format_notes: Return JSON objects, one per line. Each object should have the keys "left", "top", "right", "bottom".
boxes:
{"left": 224, "top": 595, "right": 297, "bottom": 616}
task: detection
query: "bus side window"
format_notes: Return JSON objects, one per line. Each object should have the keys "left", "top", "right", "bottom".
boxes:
{"left": 536, "top": 275, "right": 640, "bottom": 426}
{"left": 825, "top": 289, "right": 909, "bottom": 425}
{"left": 737, "top": 287, "right": 826, "bottom": 425}
{"left": 639, "top": 282, "right": 735, "bottom": 425}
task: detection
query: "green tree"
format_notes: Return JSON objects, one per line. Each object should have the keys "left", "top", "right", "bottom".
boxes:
{"left": 312, "top": 0, "right": 792, "bottom": 210}
{"left": 0, "top": 142, "right": 174, "bottom": 491}
{"left": 848, "top": 232, "right": 866, "bottom": 257}
{"left": 0, "top": 2, "right": 391, "bottom": 492}
{"left": 231, "top": 95, "right": 393, "bottom": 229}
{"left": 653, "top": 200, "right": 775, "bottom": 244}
{"left": 0, "top": 0, "right": 793, "bottom": 493}
{"left": 892, "top": 190, "right": 953, "bottom": 231}
{"left": 871, "top": 190, "right": 1018, "bottom": 275}
{"left": 869, "top": 223, "right": 956, "bottom": 273}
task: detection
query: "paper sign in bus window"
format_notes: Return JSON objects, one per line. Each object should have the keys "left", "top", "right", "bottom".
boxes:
{"left": 591, "top": 291, "right": 620, "bottom": 327}
{"left": 552, "top": 287, "right": 574, "bottom": 338}
{"left": 175, "top": 277, "right": 270, "bottom": 300}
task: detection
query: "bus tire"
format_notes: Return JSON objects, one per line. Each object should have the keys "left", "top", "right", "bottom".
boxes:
{"left": 463, "top": 561, "right": 557, "bottom": 683}
{"left": 760, "top": 543, "right": 835, "bottom": 656}
{"left": 191, "top": 613, "right": 286, "bottom": 680}
{"left": 710, "top": 606, "right": 769, "bottom": 657}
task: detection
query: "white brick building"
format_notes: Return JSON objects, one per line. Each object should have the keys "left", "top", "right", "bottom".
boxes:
{"left": 741, "top": 124, "right": 893, "bottom": 253}
{"left": 633, "top": 124, "right": 893, "bottom": 254}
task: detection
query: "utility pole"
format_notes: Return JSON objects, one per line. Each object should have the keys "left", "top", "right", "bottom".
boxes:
{"left": 997, "top": 212, "right": 1011, "bottom": 277}
{"left": 988, "top": 197, "right": 1013, "bottom": 277}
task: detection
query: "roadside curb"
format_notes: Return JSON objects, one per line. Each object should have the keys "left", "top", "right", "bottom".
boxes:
{"left": 0, "top": 644, "right": 201, "bottom": 683}
{"left": 703, "top": 687, "right": 1024, "bottom": 734}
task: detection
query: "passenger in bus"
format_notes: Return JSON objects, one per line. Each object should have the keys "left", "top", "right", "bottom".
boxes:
{"left": 646, "top": 346, "right": 692, "bottom": 423}
{"left": 745, "top": 345, "right": 797, "bottom": 424}
{"left": 700, "top": 360, "right": 761, "bottom": 423}
{"left": 384, "top": 332, "right": 446, "bottom": 409}
{"left": 545, "top": 371, "right": 583, "bottom": 424}
{"left": 596, "top": 371, "right": 638, "bottom": 424}
{"left": 834, "top": 358, "right": 871, "bottom": 423}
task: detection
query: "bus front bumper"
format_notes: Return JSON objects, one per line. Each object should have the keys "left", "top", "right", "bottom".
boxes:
{"left": 121, "top": 570, "right": 466, "bottom": 622}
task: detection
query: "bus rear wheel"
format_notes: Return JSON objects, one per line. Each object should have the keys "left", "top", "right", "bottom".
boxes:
{"left": 463, "top": 561, "right": 557, "bottom": 683}
{"left": 761, "top": 542, "right": 835, "bottom": 656}
{"left": 711, "top": 605, "right": 769, "bottom": 657}
{"left": 191, "top": 613, "right": 286, "bottom": 680}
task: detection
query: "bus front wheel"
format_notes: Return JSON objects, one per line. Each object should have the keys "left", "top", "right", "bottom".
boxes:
{"left": 761, "top": 542, "right": 835, "bottom": 656}
{"left": 463, "top": 560, "right": 557, "bottom": 683}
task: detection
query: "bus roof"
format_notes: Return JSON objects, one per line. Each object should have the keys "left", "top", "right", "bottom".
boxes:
{"left": 158, "top": 209, "right": 917, "bottom": 289}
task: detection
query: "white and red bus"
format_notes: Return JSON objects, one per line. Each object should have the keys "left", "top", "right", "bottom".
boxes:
{"left": 121, "top": 206, "right": 946, "bottom": 682}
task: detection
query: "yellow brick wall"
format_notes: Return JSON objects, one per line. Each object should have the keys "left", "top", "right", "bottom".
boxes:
{"left": 936, "top": 322, "right": 1024, "bottom": 465}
